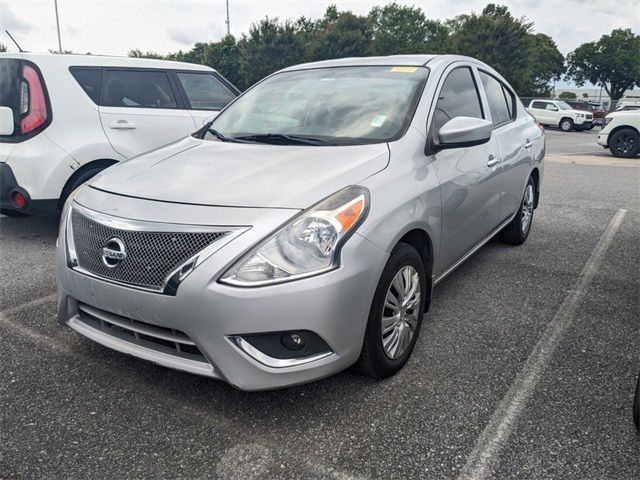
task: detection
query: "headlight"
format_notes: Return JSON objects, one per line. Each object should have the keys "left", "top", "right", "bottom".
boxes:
{"left": 577, "top": 113, "right": 584, "bottom": 118}
{"left": 220, "top": 186, "right": 369, "bottom": 286}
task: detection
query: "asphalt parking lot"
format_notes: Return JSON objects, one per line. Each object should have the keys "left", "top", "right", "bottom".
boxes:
{"left": 1, "top": 129, "right": 639, "bottom": 479}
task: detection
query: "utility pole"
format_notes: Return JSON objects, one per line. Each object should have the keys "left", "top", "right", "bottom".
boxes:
{"left": 54, "top": 0, "right": 63, "bottom": 53}
{"left": 225, "top": 0, "right": 230, "bottom": 35}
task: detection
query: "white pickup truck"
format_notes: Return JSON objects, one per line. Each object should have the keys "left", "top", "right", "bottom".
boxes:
{"left": 526, "top": 99, "right": 593, "bottom": 132}
{"left": 597, "top": 110, "right": 640, "bottom": 158}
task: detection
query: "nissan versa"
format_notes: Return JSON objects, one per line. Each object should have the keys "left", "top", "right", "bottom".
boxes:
{"left": 56, "top": 55, "right": 545, "bottom": 390}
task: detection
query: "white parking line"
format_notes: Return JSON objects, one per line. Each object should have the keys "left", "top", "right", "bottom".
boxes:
{"left": 457, "top": 208, "right": 627, "bottom": 480}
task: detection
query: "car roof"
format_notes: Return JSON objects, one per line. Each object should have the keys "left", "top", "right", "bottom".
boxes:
{"left": 279, "top": 54, "right": 490, "bottom": 72}
{"left": 0, "top": 52, "right": 213, "bottom": 72}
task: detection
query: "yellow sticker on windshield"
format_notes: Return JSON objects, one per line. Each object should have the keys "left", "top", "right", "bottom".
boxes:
{"left": 391, "top": 66, "right": 417, "bottom": 73}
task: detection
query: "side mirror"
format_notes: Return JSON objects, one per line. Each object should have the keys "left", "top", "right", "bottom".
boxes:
{"left": 201, "top": 113, "right": 218, "bottom": 126}
{"left": 436, "top": 116, "right": 492, "bottom": 150}
{"left": 0, "top": 106, "right": 14, "bottom": 135}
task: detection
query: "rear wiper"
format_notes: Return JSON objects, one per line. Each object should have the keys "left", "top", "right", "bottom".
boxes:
{"left": 233, "top": 133, "right": 331, "bottom": 146}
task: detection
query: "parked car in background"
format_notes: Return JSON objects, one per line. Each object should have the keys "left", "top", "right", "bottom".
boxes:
{"left": 597, "top": 110, "right": 640, "bottom": 158}
{"left": 0, "top": 53, "right": 239, "bottom": 217}
{"left": 615, "top": 104, "right": 640, "bottom": 112}
{"left": 526, "top": 99, "right": 593, "bottom": 132}
{"left": 565, "top": 100, "right": 605, "bottom": 127}
{"left": 56, "top": 54, "right": 545, "bottom": 390}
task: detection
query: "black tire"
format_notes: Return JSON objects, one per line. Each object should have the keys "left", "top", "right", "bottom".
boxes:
{"left": 634, "top": 371, "right": 640, "bottom": 431}
{"left": 500, "top": 176, "right": 536, "bottom": 245}
{"left": 559, "top": 118, "right": 574, "bottom": 132}
{"left": 0, "top": 208, "right": 29, "bottom": 218}
{"left": 609, "top": 128, "right": 639, "bottom": 158}
{"left": 59, "top": 167, "right": 105, "bottom": 210}
{"left": 356, "top": 243, "right": 426, "bottom": 378}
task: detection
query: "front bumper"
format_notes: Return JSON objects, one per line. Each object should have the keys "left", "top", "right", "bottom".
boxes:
{"left": 56, "top": 198, "right": 387, "bottom": 390}
{"left": 597, "top": 132, "right": 609, "bottom": 147}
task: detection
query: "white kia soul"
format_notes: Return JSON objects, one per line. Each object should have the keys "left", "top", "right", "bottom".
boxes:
{"left": 0, "top": 53, "right": 239, "bottom": 217}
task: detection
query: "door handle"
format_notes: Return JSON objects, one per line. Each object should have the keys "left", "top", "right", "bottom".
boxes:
{"left": 524, "top": 139, "right": 533, "bottom": 149}
{"left": 109, "top": 120, "right": 136, "bottom": 130}
{"left": 487, "top": 154, "right": 500, "bottom": 168}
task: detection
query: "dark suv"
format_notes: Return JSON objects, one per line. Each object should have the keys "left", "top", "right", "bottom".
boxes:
{"left": 565, "top": 101, "right": 605, "bottom": 127}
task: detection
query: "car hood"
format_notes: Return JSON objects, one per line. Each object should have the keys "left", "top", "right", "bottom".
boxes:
{"left": 89, "top": 136, "right": 389, "bottom": 209}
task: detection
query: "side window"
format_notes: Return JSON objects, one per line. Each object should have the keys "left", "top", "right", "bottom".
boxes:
{"left": 531, "top": 101, "right": 546, "bottom": 109}
{"left": 176, "top": 72, "right": 236, "bottom": 111}
{"left": 70, "top": 67, "right": 102, "bottom": 104}
{"left": 502, "top": 84, "right": 515, "bottom": 118}
{"left": 432, "top": 67, "right": 483, "bottom": 134}
{"left": 479, "top": 71, "right": 511, "bottom": 126}
{"left": 101, "top": 69, "right": 177, "bottom": 108}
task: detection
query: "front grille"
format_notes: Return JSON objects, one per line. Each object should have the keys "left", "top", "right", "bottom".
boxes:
{"left": 76, "top": 303, "right": 208, "bottom": 363}
{"left": 71, "top": 209, "right": 228, "bottom": 291}
{"left": 586, "top": 114, "right": 593, "bottom": 119}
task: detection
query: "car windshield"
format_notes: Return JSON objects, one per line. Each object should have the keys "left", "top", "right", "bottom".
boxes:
{"left": 208, "top": 66, "right": 429, "bottom": 146}
{"left": 557, "top": 101, "right": 574, "bottom": 110}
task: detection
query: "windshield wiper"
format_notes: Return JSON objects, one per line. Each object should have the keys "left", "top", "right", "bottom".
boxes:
{"left": 233, "top": 133, "right": 331, "bottom": 146}
{"left": 207, "top": 127, "right": 237, "bottom": 143}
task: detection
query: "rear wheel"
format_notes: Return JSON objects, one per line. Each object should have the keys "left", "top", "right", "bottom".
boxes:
{"left": 500, "top": 176, "right": 536, "bottom": 245}
{"left": 59, "top": 167, "right": 105, "bottom": 211}
{"left": 560, "top": 118, "right": 574, "bottom": 132}
{"left": 609, "top": 128, "right": 639, "bottom": 158}
{"left": 356, "top": 243, "right": 426, "bottom": 378}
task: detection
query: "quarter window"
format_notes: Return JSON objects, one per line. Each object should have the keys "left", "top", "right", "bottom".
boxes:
{"left": 101, "top": 69, "right": 177, "bottom": 108}
{"left": 479, "top": 71, "right": 512, "bottom": 126}
{"left": 432, "top": 67, "right": 483, "bottom": 134}
{"left": 531, "top": 101, "right": 547, "bottom": 109}
{"left": 176, "top": 72, "right": 236, "bottom": 111}
{"left": 70, "top": 67, "right": 101, "bottom": 104}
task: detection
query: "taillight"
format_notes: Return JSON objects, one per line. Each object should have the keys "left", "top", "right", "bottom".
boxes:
{"left": 19, "top": 65, "right": 47, "bottom": 134}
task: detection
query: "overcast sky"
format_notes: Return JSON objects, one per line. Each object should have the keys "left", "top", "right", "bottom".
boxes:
{"left": 1, "top": 1, "right": 638, "bottom": 61}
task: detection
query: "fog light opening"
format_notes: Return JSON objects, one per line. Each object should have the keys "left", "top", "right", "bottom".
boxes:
{"left": 282, "top": 333, "right": 305, "bottom": 351}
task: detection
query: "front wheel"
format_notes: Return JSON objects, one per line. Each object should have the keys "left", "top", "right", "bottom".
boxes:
{"left": 609, "top": 128, "right": 639, "bottom": 158}
{"left": 500, "top": 176, "right": 536, "bottom": 245}
{"left": 560, "top": 118, "right": 574, "bottom": 132}
{"left": 356, "top": 243, "right": 426, "bottom": 378}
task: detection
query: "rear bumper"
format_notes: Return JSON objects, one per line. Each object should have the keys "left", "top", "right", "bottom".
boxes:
{"left": 0, "top": 163, "right": 58, "bottom": 216}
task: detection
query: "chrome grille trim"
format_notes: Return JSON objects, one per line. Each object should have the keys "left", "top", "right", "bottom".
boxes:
{"left": 67, "top": 203, "right": 247, "bottom": 295}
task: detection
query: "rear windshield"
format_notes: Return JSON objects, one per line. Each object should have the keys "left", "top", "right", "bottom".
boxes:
{"left": 209, "top": 66, "right": 430, "bottom": 145}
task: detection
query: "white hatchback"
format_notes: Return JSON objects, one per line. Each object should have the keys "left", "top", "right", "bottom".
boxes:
{"left": 0, "top": 53, "right": 239, "bottom": 216}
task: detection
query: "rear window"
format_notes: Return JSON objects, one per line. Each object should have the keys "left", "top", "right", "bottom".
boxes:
{"left": 101, "top": 69, "right": 177, "bottom": 109}
{"left": 479, "top": 71, "right": 512, "bottom": 126}
{"left": 176, "top": 72, "right": 236, "bottom": 111}
{"left": 70, "top": 67, "right": 101, "bottom": 103}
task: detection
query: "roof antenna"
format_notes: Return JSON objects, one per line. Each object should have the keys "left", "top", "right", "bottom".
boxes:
{"left": 5, "top": 30, "right": 24, "bottom": 52}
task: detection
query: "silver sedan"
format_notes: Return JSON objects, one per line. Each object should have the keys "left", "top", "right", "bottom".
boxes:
{"left": 56, "top": 55, "right": 544, "bottom": 390}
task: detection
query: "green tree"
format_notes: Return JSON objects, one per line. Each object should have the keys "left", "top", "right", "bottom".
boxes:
{"left": 566, "top": 28, "right": 640, "bottom": 106}
{"left": 527, "top": 33, "right": 565, "bottom": 96}
{"left": 582, "top": 92, "right": 589, "bottom": 98}
{"left": 0, "top": 43, "right": 7, "bottom": 52}
{"left": 449, "top": 5, "right": 534, "bottom": 93}
{"left": 368, "top": 2, "right": 449, "bottom": 55}
{"left": 559, "top": 91, "right": 577, "bottom": 99}
{"left": 128, "top": 49, "right": 166, "bottom": 59}
{"left": 237, "top": 17, "right": 306, "bottom": 89}
{"left": 306, "top": 6, "right": 371, "bottom": 61}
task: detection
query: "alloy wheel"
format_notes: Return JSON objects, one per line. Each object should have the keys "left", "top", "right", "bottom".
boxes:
{"left": 521, "top": 184, "right": 534, "bottom": 234}
{"left": 614, "top": 134, "right": 635, "bottom": 155}
{"left": 381, "top": 265, "right": 421, "bottom": 360}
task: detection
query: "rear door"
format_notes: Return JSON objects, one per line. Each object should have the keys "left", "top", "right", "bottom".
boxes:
{"left": 98, "top": 68, "right": 196, "bottom": 158}
{"left": 173, "top": 70, "right": 238, "bottom": 126}
{"left": 429, "top": 65, "right": 502, "bottom": 274}
{"left": 529, "top": 100, "right": 552, "bottom": 125}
